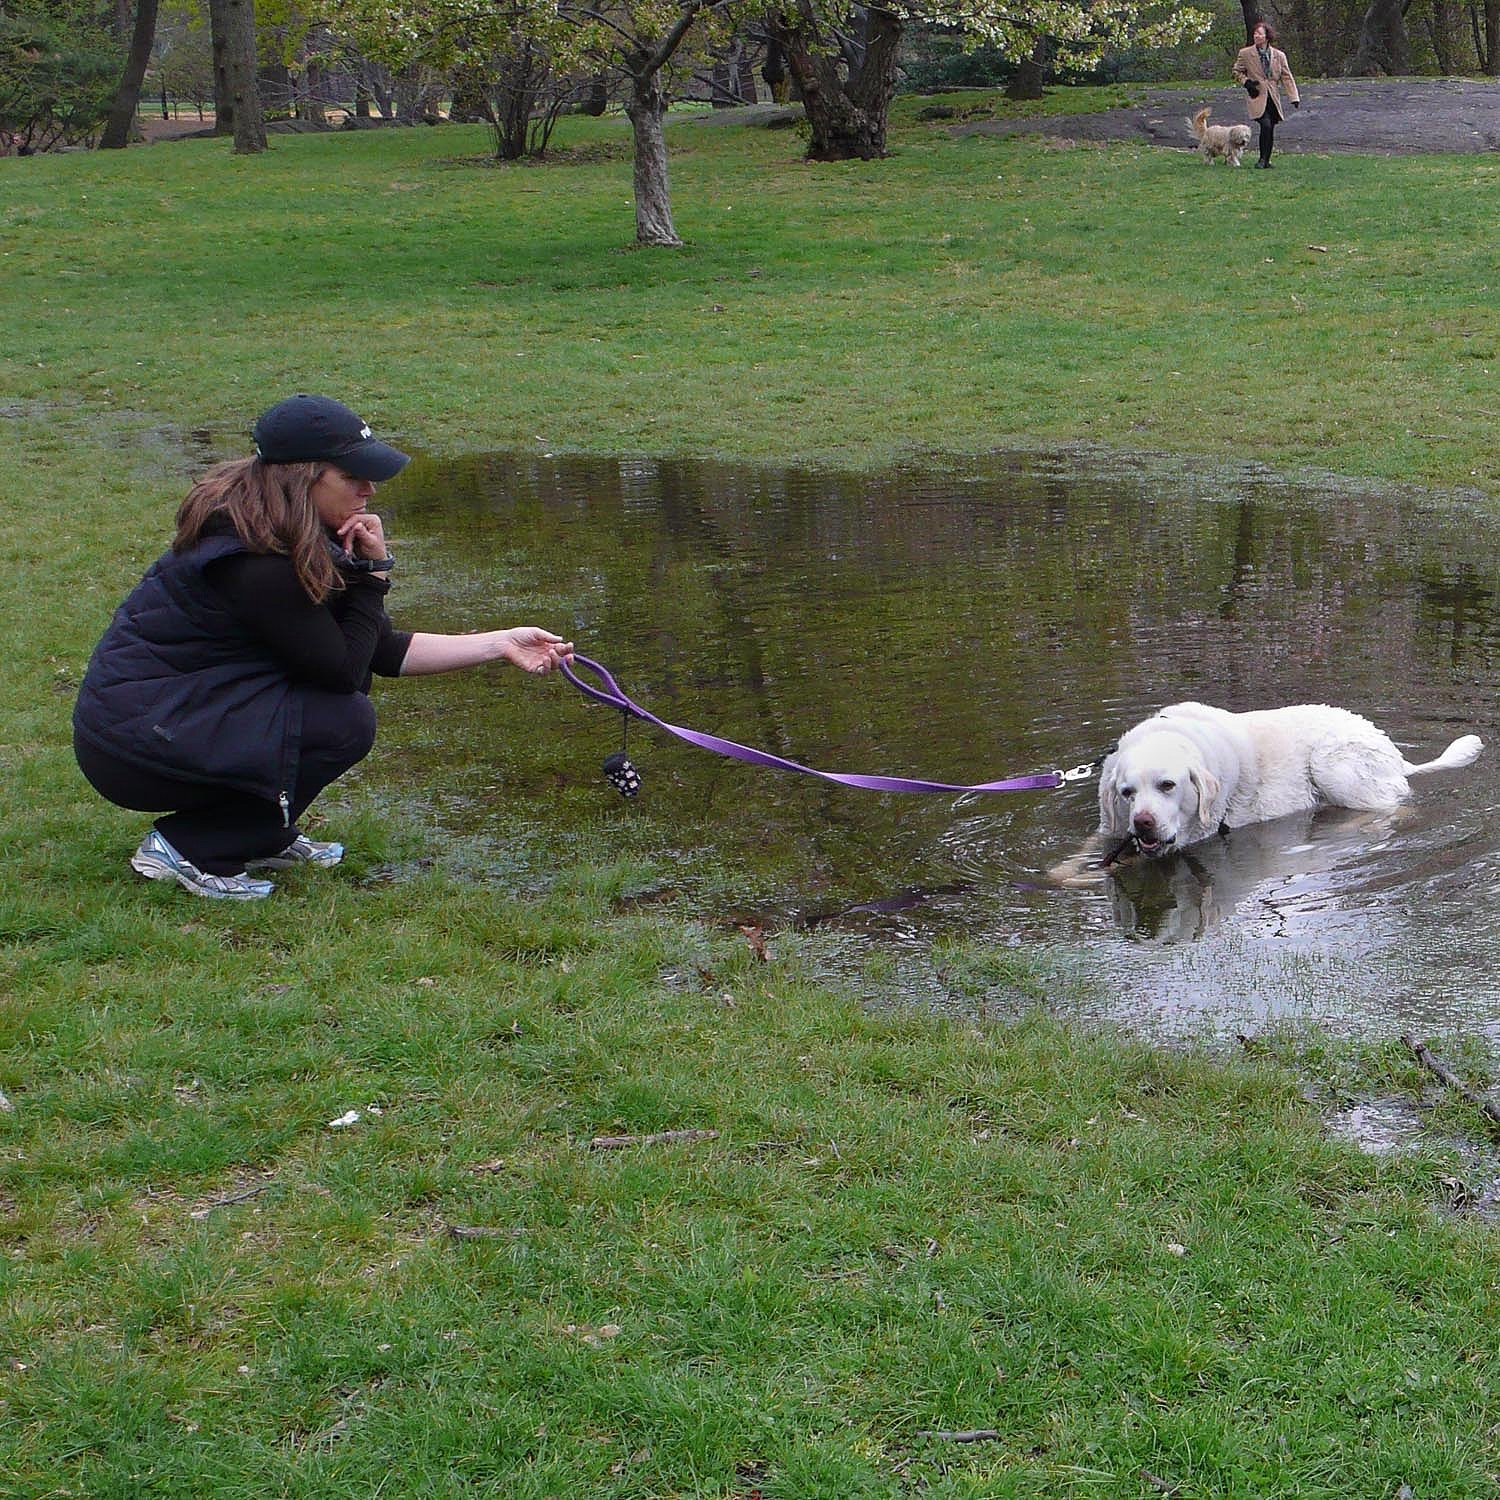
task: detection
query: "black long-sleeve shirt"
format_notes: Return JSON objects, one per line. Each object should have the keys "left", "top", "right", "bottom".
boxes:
{"left": 205, "top": 553, "right": 412, "bottom": 693}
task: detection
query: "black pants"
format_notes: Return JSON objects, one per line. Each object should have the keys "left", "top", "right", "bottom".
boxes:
{"left": 75, "top": 691, "right": 376, "bottom": 874}
{"left": 1258, "top": 97, "right": 1283, "bottom": 162}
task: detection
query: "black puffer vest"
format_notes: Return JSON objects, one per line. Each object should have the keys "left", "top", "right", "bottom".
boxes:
{"left": 74, "top": 533, "right": 304, "bottom": 811}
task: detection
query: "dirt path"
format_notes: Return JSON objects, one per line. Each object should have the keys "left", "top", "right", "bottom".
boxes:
{"left": 956, "top": 78, "right": 1500, "bottom": 156}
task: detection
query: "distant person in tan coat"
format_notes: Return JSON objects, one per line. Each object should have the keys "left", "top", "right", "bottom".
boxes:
{"left": 1233, "top": 19, "right": 1299, "bottom": 168}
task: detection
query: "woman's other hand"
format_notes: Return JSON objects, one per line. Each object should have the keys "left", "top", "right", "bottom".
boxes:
{"left": 339, "top": 511, "right": 389, "bottom": 560}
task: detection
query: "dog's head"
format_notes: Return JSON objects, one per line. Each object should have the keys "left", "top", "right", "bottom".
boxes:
{"left": 1098, "top": 730, "right": 1221, "bottom": 858}
{"left": 1229, "top": 124, "right": 1252, "bottom": 148}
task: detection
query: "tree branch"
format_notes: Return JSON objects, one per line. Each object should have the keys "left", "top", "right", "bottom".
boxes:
{"left": 1403, "top": 1033, "right": 1500, "bottom": 1133}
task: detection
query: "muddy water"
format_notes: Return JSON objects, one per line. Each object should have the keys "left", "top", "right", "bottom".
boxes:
{"left": 379, "top": 449, "right": 1500, "bottom": 1042}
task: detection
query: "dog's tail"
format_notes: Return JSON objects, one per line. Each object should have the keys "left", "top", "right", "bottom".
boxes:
{"left": 1403, "top": 734, "right": 1484, "bottom": 776}
{"left": 1189, "top": 106, "right": 1210, "bottom": 141}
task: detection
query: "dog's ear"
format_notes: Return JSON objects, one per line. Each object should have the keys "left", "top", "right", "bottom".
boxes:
{"left": 1188, "top": 765, "right": 1221, "bottom": 827}
{"left": 1097, "top": 754, "right": 1129, "bottom": 835}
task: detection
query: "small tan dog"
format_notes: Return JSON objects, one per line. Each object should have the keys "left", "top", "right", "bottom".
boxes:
{"left": 1188, "top": 106, "right": 1252, "bottom": 166}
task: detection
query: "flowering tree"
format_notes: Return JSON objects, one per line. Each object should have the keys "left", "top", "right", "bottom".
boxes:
{"left": 349, "top": 0, "right": 741, "bottom": 244}
{"left": 567, "top": 0, "right": 740, "bottom": 244}
{"left": 772, "top": 0, "right": 1213, "bottom": 160}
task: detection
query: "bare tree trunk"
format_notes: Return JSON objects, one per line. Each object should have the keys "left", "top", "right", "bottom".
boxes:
{"left": 100, "top": 0, "right": 160, "bottom": 148}
{"left": 299, "top": 55, "right": 327, "bottom": 125}
{"left": 1348, "top": 0, "right": 1411, "bottom": 72}
{"left": 762, "top": 37, "right": 788, "bottom": 101}
{"left": 772, "top": 3, "right": 901, "bottom": 160}
{"left": 1239, "top": 0, "right": 1259, "bottom": 43}
{"left": 209, "top": 0, "right": 232, "bottom": 132}
{"left": 582, "top": 76, "right": 609, "bottom": 115}
{"left": 734, "top": 43, "right": 758, "bottom": 102}
{"left": 625, "top": 69, "right": 681, "bottom": 245}
{"left": 1482, "top": 0, "right": 1500, "bottom": 72}
{"left": 209, "top": 0, "right": 264, "bottom": 147}
{"left": 1005, "top": 35, "right": 1054, "bottom": 100}
{"left": 225, "top": 0, "right": 266, "bottom": 151}
{"left": 1423, "top": 0, "right": 1457, "bottom": 70}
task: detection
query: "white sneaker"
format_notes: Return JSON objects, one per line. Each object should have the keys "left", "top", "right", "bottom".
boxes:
{"left": 130, "top": 830, "right": 275, "bottom": 900}
{"left": 247, "top": 834, "right": 344, "bottom": 870}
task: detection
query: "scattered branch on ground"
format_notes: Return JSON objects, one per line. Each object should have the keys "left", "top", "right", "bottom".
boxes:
{"left": 445, "top": 1223, "right": 524, "bottom": 1241}
{"left": 1402, "top": 1034, "right": 1500, "bottom": 1133}
{"left": 189, "top": 1183, "right": 269, "bottom": 1219}
{"left": 913, "top": 1428, "right": 1002, "bottom": 1442}
{"left": 588, "top": 1128, "right": 719, "bottom": 1149}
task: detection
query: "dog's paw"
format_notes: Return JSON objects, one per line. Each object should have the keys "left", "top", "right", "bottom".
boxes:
{"left": 1046, "top": 850, "right": 1111, "bottom": 888}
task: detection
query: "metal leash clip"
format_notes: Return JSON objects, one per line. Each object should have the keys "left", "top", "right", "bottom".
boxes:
{"left": 1057, "top": 762, "right": 1100, "bottom": 785}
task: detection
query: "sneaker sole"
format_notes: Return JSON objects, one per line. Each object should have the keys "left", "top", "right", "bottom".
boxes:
{"left": 131, "top": 852, "right": 272, "bottom": 899}
{"left": 130, "top": 851, "right": 181, "bottom": 882}
{"left": 248, "top": 851, "right": 344, "bottom": 871}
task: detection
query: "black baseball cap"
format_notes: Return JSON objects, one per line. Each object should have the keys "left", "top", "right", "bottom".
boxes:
{"left": 251, "top": 394, "right": 410, "bottom": 481}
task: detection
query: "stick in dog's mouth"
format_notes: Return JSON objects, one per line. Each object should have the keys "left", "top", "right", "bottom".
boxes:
{"left": 1101, "top": 833, "right": 1177, "bottom": 865}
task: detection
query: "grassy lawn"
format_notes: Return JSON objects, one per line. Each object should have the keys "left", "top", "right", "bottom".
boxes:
{"left": 3, "top": 94, "right": 1499, "bottom": 1495}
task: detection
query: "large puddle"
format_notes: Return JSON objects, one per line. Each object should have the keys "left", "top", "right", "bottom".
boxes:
{"left": 372, "top": 449, "right": 1500, "bottom": 1042}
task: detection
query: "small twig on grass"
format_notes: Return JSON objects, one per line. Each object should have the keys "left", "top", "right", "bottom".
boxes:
{"left": 588, "top": 1128, "right": 719, "bottom": 1150}
{"left": 913, "top": 1429, "right": 1002, "bottom": 1443}
{"left": 189, "top": 1183, "right": 268, "bottom": 1219}
{"left": 445, "top": 1223, "right": 522, "bottom": 1242}
{"left": 1402, "top": 1034, "right": 1500, "bottom": 1133}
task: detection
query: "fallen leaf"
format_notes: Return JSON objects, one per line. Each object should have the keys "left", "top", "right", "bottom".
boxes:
{"left": 737, "top": 924, "right": 769, "bottom": 961}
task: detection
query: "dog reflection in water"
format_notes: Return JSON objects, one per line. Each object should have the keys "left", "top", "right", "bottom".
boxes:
{"left": 1086, "top": 805, "right": 1407, "bottom": 944}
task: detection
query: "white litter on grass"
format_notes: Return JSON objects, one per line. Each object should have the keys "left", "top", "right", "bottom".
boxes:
{"left": 328, "top": 1104, "right": 384, "bottom": 1129}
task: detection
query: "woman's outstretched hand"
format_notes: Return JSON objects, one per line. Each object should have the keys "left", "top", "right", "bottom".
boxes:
{"left": 500, "top": 627, "right": 574, "bottom": 674}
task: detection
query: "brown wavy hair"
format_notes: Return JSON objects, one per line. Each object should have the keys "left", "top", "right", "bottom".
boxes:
{"left": 172, "top": 457, "right": 340, "bottom": 602}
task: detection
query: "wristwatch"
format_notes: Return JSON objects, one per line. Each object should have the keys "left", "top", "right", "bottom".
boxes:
{"left": 345, "top": 554, "right": 395, "bottom": 574}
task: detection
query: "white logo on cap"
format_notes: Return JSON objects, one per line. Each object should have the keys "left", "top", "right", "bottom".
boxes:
{"left": 359, "top": 425, "right": 372, "bottom": 440}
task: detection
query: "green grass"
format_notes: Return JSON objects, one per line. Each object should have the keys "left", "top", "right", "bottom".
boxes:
{"left": 3, "top": 97, "right": 1496, "bottom": 487}
{"left": 5, "top": 892, "right": 1500, "bottom": 1495}
{"left": 3, "top": 93, "right": 1500, "bottom": 1495}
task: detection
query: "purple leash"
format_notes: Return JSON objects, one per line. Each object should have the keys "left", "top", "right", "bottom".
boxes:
{"left": 561, "top": 654, "right": 1095, "bottom": 797}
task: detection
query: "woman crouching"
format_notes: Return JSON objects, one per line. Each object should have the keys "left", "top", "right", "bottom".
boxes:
{"left": 73, "top": 394, "right": 572, "bottom": 899}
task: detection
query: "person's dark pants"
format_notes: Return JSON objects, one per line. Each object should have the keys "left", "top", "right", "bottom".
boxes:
{"left": 75, "top": 691, "right": 376, "bottom": 874}
{"left": 1258, "top": 97, "right": 1283, "bottom": 164}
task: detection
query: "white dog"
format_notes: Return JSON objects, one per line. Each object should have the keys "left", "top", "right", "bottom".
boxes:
{"left": 1188, "top": 106, "right": 1252, "bottom": 166}
{"left": 1085, "top": 701, "right": 1481, "bottom": 864}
